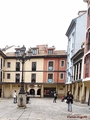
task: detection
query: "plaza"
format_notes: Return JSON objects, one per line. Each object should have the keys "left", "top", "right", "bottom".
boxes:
{"left": 0, "top": 98, "right": 90, "bottom": 120}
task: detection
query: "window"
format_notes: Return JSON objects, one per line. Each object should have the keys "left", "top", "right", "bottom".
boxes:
{"left": 48, "top": 61, "right": 53, "bottom": 70}
{"left": 7, "top": 62, "right": 10, "bottom": 68}
{"left": 31, "top": 74, "right": 36, "bottom": 83}
{"left": 0, "top": 72, "right": 2, "bottom": 82}
{"left": 3, "top": 59, "right": 5, "bottom": 67}
{"left": 48, "top": 74, "right": 53, "bottom": 83}
{"left": 60, "top": 61, "right": 64, "bottom": 67}
{"left": 48, "top": 50, "right": 53, "bottom": 54}
{"left": 79, "top": 62, "right": 82, "bottom": 79}
{"left": 72, "top": 43, "right": 74, "bottom": 49}
{"left": 60, "top": 73, "right": 64, "bottom": 79}
{"left": 16, "top": 62, "right": 20, "bottom": 71}
{"left": 3, "top": 72, "right": 5, "bottom": 79}
{"left": 32, "top": 62, "right": 36, "bottom": 71}
{"left": 32, "top": 49, "right": 37, "bottom": 55}
{"left": 88, "top": 7, "right": 90, "bottom": 16}
{"left": 16, "top": 74, "right": 20, "bottom": 83}
{"left": 7, "top": 73, "right": 10, "bottom": 79}
{"left": 0, "top": 58, "right": 2, "bottom": 69}
{"left": 85, "top": 57, "right": 90, "bottom": 77}
{"left": 87, "top": 32, "right": 90, "bottom": 50}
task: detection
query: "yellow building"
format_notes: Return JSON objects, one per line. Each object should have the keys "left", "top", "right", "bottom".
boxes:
{"left": 0, "top": 45, "right": 67, "bottom": 98}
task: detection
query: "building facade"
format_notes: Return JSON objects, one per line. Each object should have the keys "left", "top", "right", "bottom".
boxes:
{"left": 71, "top": 47, "right": 85, "bottom": 102}
{"left": 83, "top": 0, "right": 90, "bottom": 103}
{"left": 65, "top": 11, "right": 87, "bottom": 97}
{"left": 0, "top": 45, "right": 67, "bottom": 98}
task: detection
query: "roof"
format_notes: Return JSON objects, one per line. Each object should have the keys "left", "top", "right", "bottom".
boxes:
{"left": 65, "top": 18, "right": 76, "bottom": 37}
{"left": 6, "top": 50, "right": 67, "bottom": 57}
{"left": 66, "top": 10, "right": 87, "bottom": 37}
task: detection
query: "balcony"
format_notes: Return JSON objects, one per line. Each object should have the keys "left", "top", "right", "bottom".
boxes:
{"left": 31, "top": 79, "right": 36, "bottom": 83}
{"left": 48, "top": 66, "right": 53, "bottom": 71}
{"left": 16, "top": 79, "right": 20, "bottom": 83}
{"left": 47, "top": 79, "right": 53, "bottom": 83}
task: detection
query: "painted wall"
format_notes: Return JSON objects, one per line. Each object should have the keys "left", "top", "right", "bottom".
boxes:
{"left": 43, "top": 58, "right": 66, "bottom": 83}
{"left": 75, "top": 13, "right": 87, "bottom": 53}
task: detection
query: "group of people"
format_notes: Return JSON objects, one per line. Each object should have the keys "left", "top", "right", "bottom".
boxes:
{"left": 53, "top": 91, "right": 73, "bottom": 112}
{"left": 13, "top": 90, "right": 30, "bottom": 104}
{"left": 14, "top": 89, "right": 73, "bottom": 112}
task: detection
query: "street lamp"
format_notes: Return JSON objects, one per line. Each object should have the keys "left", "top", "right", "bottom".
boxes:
{"left": 15, "top": 45, "right": 32, "bottom": 108}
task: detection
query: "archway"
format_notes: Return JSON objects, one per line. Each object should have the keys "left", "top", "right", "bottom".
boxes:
{"left": 37, "top": 89, "right": 41, "bottom": 95}
{"left": 30, "top": 89, "right": 35, "bottom": 95}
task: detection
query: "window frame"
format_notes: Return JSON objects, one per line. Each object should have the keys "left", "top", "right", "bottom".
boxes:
{"left": 48, "top": 49, "right": 53, "bottom": 54}
{"left": 60, "top": 72, "right": 64, "bottom": 79}
{"left": 7, "top": 62, "right": 11, "bottom": 68}
{"left": 60, "top": 60, "right": 65, "bottom": 67}
{"left": 7, "top": 73, "right": 10, "bottom": 79}
{"left": 32, "top": 62, "right": 36, "bottom": 71}
{"left": 32, "top": 49, "right": 37, "bottom": 55}
{"left": 16, "top": 62, "right": 20, "bottom": 71}
{"left": 31, "top": 73, "right": 36, "bottom": 83}
{"left": 15, "top": 74, "right": 20, "bottom": 83}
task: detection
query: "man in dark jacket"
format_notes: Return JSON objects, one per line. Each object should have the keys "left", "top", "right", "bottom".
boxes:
{"left": 67, "top": 91, "right": 73, "bottom": 112}
{"left": 53, "top": 91, "right": 57, "bottom": 103}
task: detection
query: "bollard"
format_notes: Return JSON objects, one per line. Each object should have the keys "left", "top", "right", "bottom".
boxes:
{"left": 20, "top": 96, "right": 23, "bottom": 107}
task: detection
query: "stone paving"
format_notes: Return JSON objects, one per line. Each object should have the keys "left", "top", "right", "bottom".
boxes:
{"left": 0, "top": 98, "right": 90, "bottom": 120}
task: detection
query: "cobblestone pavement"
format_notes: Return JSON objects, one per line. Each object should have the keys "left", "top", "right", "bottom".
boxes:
{"left": 0, "top": 98, "right": 90, "bottom": 120}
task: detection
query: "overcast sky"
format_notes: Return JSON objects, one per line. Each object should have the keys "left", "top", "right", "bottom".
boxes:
{"left": 0, "top": 0, "right": 87, "bottom": 50}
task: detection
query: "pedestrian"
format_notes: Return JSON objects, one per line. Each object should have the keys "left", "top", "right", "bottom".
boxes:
{"left": 13, "top": 90, "right": 17, "bottom": 103}
{"left": 61, "top": 95, "right": 65, "bottom": 102}
{"left": 66, "top": 91, "right": 73, "bottom": 112}
{"left": 53, "top": 91, "right": 57, "bottom": 103}
{"left": 26, "top": 91, "right": 29, "bottom": 104}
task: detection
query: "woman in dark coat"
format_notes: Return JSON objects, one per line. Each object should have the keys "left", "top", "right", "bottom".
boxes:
{"left": 67, "top": 91, "right": 73, "bottom": 112}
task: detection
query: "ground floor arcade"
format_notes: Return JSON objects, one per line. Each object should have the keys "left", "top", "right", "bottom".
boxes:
{"left": 65, "top": 81, "right": 90, "bottom": 103}
{"left": 0, "top": 83, "right": 65, "bottom": 98}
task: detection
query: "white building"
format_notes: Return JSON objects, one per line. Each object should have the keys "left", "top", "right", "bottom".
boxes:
{"left": 65, "top": 11, "right": 87, "bottom": 90}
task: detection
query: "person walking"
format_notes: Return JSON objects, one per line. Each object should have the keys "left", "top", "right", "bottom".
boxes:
{"left": 53, "top": 91, "right": 57, "bottom": 103}
{"left": 67, "top": 91, "right": 73, "bottom": 112}
{"left": 26, "top": 91, "right": 29, "bottom": 104}
{"left": 13, "top": 90, "right": 17, "bottom": 103}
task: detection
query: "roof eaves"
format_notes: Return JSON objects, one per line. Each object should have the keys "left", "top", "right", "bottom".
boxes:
{"left": 65, "top": 18, "right": 76, "bottom": 37}
{"left": 0, "top": 50, "right": 7, "bottom": 58}
{"left": 71, "top": 48, "right": 84, "bottom": 60}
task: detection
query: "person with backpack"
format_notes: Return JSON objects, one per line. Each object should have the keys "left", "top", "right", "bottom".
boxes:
{"left": 53, "top": 91, "right": 57, "bottom": 103}
{"left": 66, "top": 91, "right": 73, "bottom": 112}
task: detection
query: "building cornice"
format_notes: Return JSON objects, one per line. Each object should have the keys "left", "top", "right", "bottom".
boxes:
{"left": 0, "top": 50, "right": 7, "bottom": 58}
{"left": 5, "top": 55, "right": 67, "bottom": 59}
{"left": 66, "top": 19, "right": 76, "bottom": 37}
{"left": 71, "top": 48, "right": 84, "bottom": 60}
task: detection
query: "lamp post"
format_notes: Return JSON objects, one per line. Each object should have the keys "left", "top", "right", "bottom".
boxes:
{"left": 15, "top": 45, "right": 32, "bottom": 108}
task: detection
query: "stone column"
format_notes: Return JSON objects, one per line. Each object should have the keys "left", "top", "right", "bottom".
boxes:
{"left": 81, "top": 57, "right": 84, "bottom": 79}
{"left": 78, "top": 63, "right": 80, "bottom": 80}
{"left": 75, "top": 65, "right": 77, "bottom": 81}
{"left": 72, "top": 66, "right": 74, "bottom": 81}
{"left": 41, "top": 84, "right": 43, "bottom": 98}
{"left": 65, "top": 84, "right": 67, "bottom": 96}
{"left": 68, "top": 84, "right": 70, "bottom": 92}
{"left": 10, "top": 84, "right": 12, "bottom": 97}
{"left": 72, "top": 84, "right": 74, "bottom": 95}
{"left": 81, "top": 82, "right": 85, "bottom": 103}
{"left": 1, "top": 85, "right": 4, "bottom": 98}
{"left": 75, "top": 83, "right": 79, "bottom": 102}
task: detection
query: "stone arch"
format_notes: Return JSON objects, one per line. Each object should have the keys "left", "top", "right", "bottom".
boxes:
{"left": 37, "top": 89, "right": 41, "bottom": 95}
{"left": 29, "top": 89, "right": 35, "bottom": 95}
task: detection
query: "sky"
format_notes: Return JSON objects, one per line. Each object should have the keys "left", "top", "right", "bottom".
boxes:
{"left": 0, "top": 0, "right": 88, "bottom": 50}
